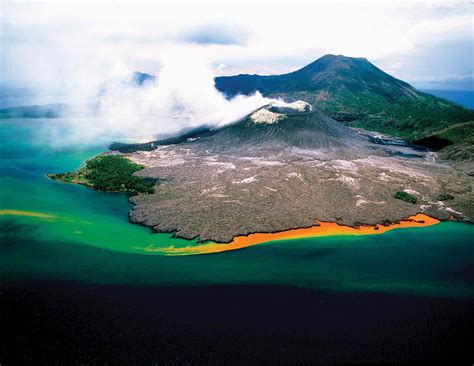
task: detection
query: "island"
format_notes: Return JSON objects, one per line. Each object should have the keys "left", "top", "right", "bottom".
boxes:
{"left": 48, "top": 55, "right": 474, "bottom": 244}
{"left": 50, "top": 101, "right": 473, "bottom": 243}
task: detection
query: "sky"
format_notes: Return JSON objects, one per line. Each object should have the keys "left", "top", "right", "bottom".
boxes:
{"left": 1, "top": 0, "right": 472, "bottom": 93}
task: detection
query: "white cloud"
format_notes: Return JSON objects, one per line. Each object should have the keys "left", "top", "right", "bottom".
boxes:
{"left": 2, "top": 0, "right": 472, "bottom": 87}
{"left": 1, "top": 0, "right": 472, "bottom": 142}
{"left": 53, "top": 47, "right": 276, "bottom": 143}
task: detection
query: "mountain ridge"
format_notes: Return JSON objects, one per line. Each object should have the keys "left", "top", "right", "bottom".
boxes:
{"left": 215, "top": 55, "right": 474, "bottom": 142}
{"left": 216, "top": 55, "right": 415, "bottom": 99}
{"left": 1, "top": 54, "right": 473, "bottom": 161}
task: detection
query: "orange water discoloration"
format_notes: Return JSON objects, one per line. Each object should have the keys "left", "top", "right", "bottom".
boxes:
{"left": 141, "top": 214, "right": 439, "bottom": 256}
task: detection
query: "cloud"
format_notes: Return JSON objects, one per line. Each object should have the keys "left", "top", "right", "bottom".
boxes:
{"left": 57, "top": 48, "right": 275, "bottom": 145}
{"left": 1, "top": 0, "right": 472, "bottom": 136}
{"left": 178, "top": 22, "right": 250, "bottom": 45}
{"left": 387, "top": 37, "right": 474, "bottom": 84}
{"left": 2, "top": 1, "right": 472, "bottom": 87}
{"left": 412, "top": 76, "right": 474, "bottom": 91}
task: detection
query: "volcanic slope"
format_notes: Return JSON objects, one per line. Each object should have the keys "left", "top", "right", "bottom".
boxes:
{"left": 126, "top": 103, "right": 473, "bottom": 243}
{"left": 215, "top": 55, "right": 474, "bottom": 142}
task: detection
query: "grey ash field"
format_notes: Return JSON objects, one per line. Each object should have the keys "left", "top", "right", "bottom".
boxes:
{"left": 125, "top": 103, "right": 473, "bottom": 243}
{"left": 37, "top": 55, "right": 474, "bottom": 242}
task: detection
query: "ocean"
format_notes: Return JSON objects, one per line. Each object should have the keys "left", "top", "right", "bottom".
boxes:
{"left": 422, "top": 89, "right": 474, "bottom": 109}
{"left": 1, "top": 119, "right": 473, "bottom": 363}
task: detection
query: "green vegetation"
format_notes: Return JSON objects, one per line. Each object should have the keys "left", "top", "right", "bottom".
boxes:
{"left": 394, "top": 191, "right": 417, "bottom": 204}
{"left": 49, "top": 154, "right": 155, "bottom": 194}
{"left": 270, "top": 90, "right": 474, "bottom": 142}
{"left": 437, "top": 193, "right": 454, "bottom": 201}
{"left": 215, "top": 54, "right": 474, "bottom": 143}
{"left": 414, "top": 122, "right": 474, "bottom": 161}
{"left": 319, "top": 91, "right": 474, "bottom": 141}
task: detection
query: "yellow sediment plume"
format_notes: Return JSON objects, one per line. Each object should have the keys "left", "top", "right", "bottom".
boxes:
{"left": 144, "top": 214, "right": 439, "bottom": 256}
{"left": 0, "top": 209, "right": 58, "bottom": 220}
{"left": 0, "top": 209, "right": 93, "bottom": 224}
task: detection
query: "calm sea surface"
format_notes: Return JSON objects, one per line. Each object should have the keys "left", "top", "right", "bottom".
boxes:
{"left": 422, "top": 89, "right": 474, "bottom": 109}
{"left": 1, "top": 119, "right": 473, "bottom": 363}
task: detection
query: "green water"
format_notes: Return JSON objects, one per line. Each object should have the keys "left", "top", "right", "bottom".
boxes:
{"left": 1, "top": 119, "right": 473, "bottom": 298}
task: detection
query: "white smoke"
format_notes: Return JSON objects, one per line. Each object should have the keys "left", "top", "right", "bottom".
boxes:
{"left": 61, "top": 48, "right": 275, "bottom": 145}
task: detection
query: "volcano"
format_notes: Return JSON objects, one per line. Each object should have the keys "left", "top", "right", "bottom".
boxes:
{"left": 215, "top": 55, "right": 474, "bottom": 141}
{"left": 173, "top": 102, "right": 375, "bottom": 158}
{"left": 121, "top": 103, "right": 472, "bottom": 242}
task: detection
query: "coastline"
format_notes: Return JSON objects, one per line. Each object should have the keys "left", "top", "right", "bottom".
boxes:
{"left": 47, "top": 153, "right": 155, "bottom": 194}
{"left": 46, "top": 148, "right": 472, "bottom": 255}
{"left": 139, "top": 214, "right": 440, "bottom": 255}
{"left": 3, "top": 206, "right": 443, "bottom": 256}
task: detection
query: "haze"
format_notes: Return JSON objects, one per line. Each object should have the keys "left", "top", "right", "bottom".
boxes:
{"left": 1, "top": 0, "right": 472, "bottom": 142}
{"left": 2, "top": 0, "right": 472, "bottom": 90}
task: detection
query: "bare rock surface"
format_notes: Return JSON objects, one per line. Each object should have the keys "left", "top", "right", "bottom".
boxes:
{"left": 126, "top": 106, "right": 473, "bottom": 242}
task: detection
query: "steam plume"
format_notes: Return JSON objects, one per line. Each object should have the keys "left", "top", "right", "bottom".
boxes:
{"left": 61, "top": 49, "right": 275, "bottom": 145}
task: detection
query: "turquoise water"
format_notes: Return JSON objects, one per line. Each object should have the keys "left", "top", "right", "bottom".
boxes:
{"left": 1, "top": 119, "right": 473, "bottom": 298}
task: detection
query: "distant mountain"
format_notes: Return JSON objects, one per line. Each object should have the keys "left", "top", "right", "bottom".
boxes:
{"left": 215, "top": 55, "right": 474, "bottom": 141}
{"left": 0, "top": 71, "right": 156, "bottom": 119}
{"left": 217, "top": 55, "right": 415, "bottom": 98}
{"left": 2, "top": 57, "right": 473, "bottom": 161}
{"left": 0, "top": 103, "right": 98, "bottom": 119}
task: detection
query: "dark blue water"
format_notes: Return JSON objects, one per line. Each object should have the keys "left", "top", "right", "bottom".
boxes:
{"left": 1, "top": 116, "right": 474, "bottom": 363}
{"left": 1, "top": 112, "right": 474, "bottom": 364}
{"left": 422, "top": 89, "right": 474, "bottom": 109}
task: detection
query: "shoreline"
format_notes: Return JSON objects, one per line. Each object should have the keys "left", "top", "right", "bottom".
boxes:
{"left": 48, "top": 140, "right": 472, "bottom": 244}
{"left": 139, "top": 214, "right": 440, "bottom": 256}
{"left": 47, "top": 153, "right": 155, "bottom": 195}
{"left": 44, "top": 151, "right": 471, "bottom": 256}
{"left": 3, "top": 208, "right": 448, "bottom": 257}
